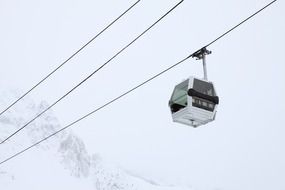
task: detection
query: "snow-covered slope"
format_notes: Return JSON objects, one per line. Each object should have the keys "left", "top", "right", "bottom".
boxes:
{"left": 0, "top": 89, "right": 192, "bottom": 190}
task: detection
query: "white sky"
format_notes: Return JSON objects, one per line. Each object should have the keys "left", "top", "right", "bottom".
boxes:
{"left": 0, "top": 0, "right": 284, "bottom": 190}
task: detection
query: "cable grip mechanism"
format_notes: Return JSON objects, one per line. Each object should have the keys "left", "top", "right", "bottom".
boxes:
{"left": 192, "top": 47, "right": 212, "bottom": 81}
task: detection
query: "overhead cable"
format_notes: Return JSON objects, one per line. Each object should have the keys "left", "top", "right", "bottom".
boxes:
{"left": 0, "top": 0, "right": 184, "bottom": 144}
{"left": 0, "top": 0, "right": 141, "bottom": 117}
{"left": 0, "top": 0, "right": 277, "bottom": 165}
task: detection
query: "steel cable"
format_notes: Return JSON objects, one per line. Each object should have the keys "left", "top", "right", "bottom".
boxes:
{"left": 0, "top": 0, "right": 277, "bottom": 165}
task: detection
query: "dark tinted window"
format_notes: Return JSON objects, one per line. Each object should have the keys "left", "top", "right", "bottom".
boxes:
{"left": 193, "top": 79, "right": 215, "bottom": 96}
{"left": 192, "top": 97, "right": 215, "bottom": 111}
{"left": 192, "top": 79, "right": 216, "bottom": 111}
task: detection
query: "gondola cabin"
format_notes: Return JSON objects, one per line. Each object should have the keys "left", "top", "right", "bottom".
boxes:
{"left": 169, "top": 77, "right": 219, "bottom": 127}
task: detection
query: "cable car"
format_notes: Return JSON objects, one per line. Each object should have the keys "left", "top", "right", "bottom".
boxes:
{"left": 169, "top": 48, "right": 219, "bottom": 127}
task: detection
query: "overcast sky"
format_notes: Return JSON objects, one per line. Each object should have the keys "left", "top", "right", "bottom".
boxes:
{"left": 0, "top": 0, "right": 284, "bottom": 190}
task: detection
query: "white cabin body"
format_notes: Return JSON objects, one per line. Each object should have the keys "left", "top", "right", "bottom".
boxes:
{"left": 169, "top": 76, "right": 219, "bottom": 127}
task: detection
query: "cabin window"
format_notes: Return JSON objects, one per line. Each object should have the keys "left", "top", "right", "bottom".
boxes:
{"left": 191, "top": 79, "right": 216, "bottom": 111}
{"left": 192, "top": 97, "right": 215, "bottom": 111}
{"left": 169, "top": 80, "right": 188, "bottom": 113}
{"left": 193, "top": 79, "right": 216, "bottom": 96}
{"left": 209, "top": 103, "right": 214, "bottom": 109}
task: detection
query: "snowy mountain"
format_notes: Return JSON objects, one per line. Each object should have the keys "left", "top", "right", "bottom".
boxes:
{"left": 0, "top": 89, "right": 192, "bottom": 190}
